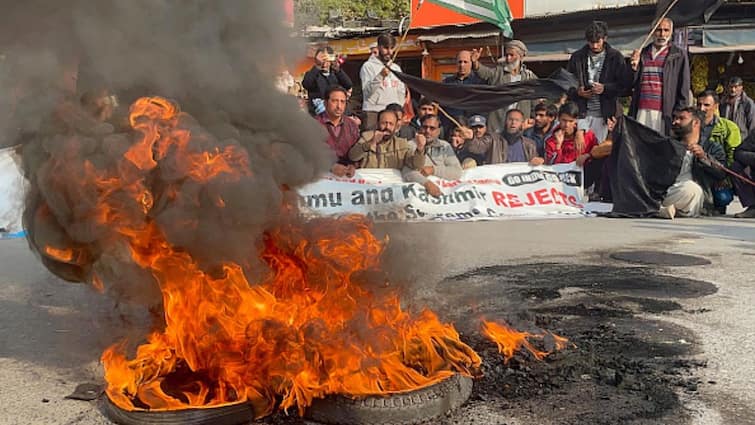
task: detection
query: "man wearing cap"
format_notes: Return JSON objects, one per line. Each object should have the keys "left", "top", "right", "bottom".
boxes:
{"left": 403, "top": 114, "right": 462, "bottom": 197}
{"left": 360, "top": 33, "right": 407, "bottom": 131}
{"left": 455, "top": 114, "right": 493, "bottom": 167}
{"left": 628, "top": 18, "right": 690, "bottom": 136}
{"left": 720, "top": 76, "right": 755, "bottom": 141}
{"left": 470, "top": 40, "right": 538, "bottom": 134}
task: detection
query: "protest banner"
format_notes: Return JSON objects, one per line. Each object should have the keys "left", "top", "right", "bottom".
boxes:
{"left": 297, "top": 163, "right": 585, "bottom": 221}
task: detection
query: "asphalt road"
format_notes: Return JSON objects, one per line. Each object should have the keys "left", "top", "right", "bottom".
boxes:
{"left": 1, "top": 216, "right": 754, "bottom": 425}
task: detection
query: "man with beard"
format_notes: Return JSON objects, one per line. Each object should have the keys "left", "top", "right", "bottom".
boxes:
{"left": 488, "top": 109, "right": 544, "bottom": 165}
{"left": 658, "top": 107, "right": 726, "bottom": 219}
{"left": 567, "top": 21, "right": 630, "bottom": 142}
{"left": 360, "top": 33, "right": 407, "bottom": 131}
{"left": 403, "top": 114, "right": 462, "bottom": 197}
{"left": 720, "top": 77, "right": 755, "bottom": 141}
{"left": 629, "top": 18, "right": 690, "bottom": 136}
{"left": 523, "top": 102, "right": 558, "bottom": 157}
{"left": 348, "top": 109, "right": 412, "bottom": 169}
{"left": 316, "top": 86, "right": 359, "bottom": 177}
{"left": 470, "top": 40, "right": 538, "bottom": 134}
{"left": 440, "top": 50, "right": 484, "bottom": 134}
{"left": 302, "top": 46, "right": 353, "bottom": 116}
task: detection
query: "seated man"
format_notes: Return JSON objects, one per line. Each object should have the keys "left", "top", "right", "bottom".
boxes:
{"left": 385, "top": 103, "right": 411, "bottom": 139}
{"left": 546, "top": 102, "right": 604, "bottom": 190}
{"left": 403, "top": 114, "right": 462, "bottom": 197}
{"left": 523, "top": 102, "right": 558, "bottom": 157}
{"left": 659, "top": 107, "right": 727, "bottom": 219}
{"left": 348, "top": 109, "right": 413, "bottom": 169}
{"left": 489, "top": 109, "right": 545, "bottom": 165}
{"left": 697, "top": 89, "right": 741, "bottom": 214}
{"left": 316, "top": 86, "right": 359, "bottom": 177}
{"left": 733, "top": 134, "right": 755, "bottom": 218}
{"left": 455, "top": 115, "right": 491, "bottom": 168}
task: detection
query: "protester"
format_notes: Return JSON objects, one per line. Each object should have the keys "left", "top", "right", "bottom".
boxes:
{"left": 629, "top": 18, "right": 690, "bottom": 136}
{"left": 488, "top": 109, "right": 544, "bottom": 165}
{"left": 348, "top": 109, "right": 412, "bottom": 169}
{"left": 720, "top": 77, "right": 755, "bottom": 141}
{"left": 523, "top": 102, "right": 558, "bottom": 157}
{"left": 404, "top": 97, "right": 441, "bottom": 140}
{"left": 656, "top": 107, "right": 726, "bottom": 219}
{"left": 546, "top": 103, "right": 599, "bottom": 165}
{"left": 440, "top": 50, "right": 485, "bottom": 134}
{"left": 403, "top": 114, "right": 462, "bottom": 197}
{"left": 456, "top": 115, "right": 493, "bottom": 168}
{"left": 697, "top": 90, "right": 741, "bottom": 165}
{"left": 360, "top": 33, "right": 406, "bottom": 131}
{"left": 315, "top": 86, "right": 359, "bottom": 177}
{"left": 385, "top": 103, "right": 411, "bottom": 139}
{"left": 302, "top": 46, "right": 353, "bottom": 116}
{"left": 545, "top": 102, "right": 613, "bottom": 194}
{"left": 470, "top": 40, "right": 538, "bottom": 134}
{"left": 567, "top": 21, "right": 630, "bottom": 141}
{"left": 732, "top": 135, "right": 755, "bottom": 218}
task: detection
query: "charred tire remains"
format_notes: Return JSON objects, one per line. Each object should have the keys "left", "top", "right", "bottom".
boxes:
{"left": 306, "top": 374, "right": 473, "bottom": 425}
{"left": 100, "top": 396, "right": 254, "bottom": 425}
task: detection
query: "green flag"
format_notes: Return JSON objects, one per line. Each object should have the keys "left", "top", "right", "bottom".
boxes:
{"left": 425, "top": 0, "right": 513, "bottom": 37}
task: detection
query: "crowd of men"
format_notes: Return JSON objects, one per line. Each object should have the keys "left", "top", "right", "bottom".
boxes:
{"left": 303, "top": 19, "right": 755, "bottom": 219}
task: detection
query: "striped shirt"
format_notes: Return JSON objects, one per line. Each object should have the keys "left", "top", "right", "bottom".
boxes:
{"left": 637, "top": 46, "right": 669, "bottom": 112}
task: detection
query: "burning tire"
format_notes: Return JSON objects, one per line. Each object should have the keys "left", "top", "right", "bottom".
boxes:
{"left": 100, "top": 397, "right": 254, "bottom": 425}
{"left": 305, "top": 373, "right": 473, "bottom": 425}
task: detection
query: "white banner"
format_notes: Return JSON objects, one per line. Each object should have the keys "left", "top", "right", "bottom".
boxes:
{"left": 297, "top": 163, "right": 586, "bottom": 221}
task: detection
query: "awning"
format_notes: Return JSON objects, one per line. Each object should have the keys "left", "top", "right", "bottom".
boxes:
{"left": 701, "top": 27, "right": 755, "bottom": 50}
{"left": 417, "top": 29, "right": 500, "bottom": 44}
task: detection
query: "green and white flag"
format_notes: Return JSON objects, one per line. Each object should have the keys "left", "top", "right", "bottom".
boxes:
{"left": 423, "top": 0, "right": 513, "bottom": 37}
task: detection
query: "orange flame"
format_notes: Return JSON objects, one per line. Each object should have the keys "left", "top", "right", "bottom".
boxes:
{"left": 481, "top": 320, "right": 569, "bottom": 363}
{"left": 44, "top": 245, "right": 74, "bottom": 263}
{"left": 95, "top": 97, "right": 481, "bottom": 417}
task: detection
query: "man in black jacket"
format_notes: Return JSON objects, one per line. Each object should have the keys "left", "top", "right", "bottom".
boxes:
{"left": 659, "top": 107, "right": 726, "bottom": 219}
{"left": 628, "top": 18, "right": 690, "bottom": 136}
{"left": 567, "top": 21, "right": 630, "bottom": 142}
{"left": 302, "top": 46, "right": 353, "bottom": 116}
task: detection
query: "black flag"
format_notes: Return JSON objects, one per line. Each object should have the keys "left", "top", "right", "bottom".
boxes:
{"left": 606, "top": 117, "right": 687, "bottom": 217}
{"left": 391, "top": 68, "right": 578, "bottom": 114}
{"left": 655, "top": 0, "right": 723, "bottom": 26}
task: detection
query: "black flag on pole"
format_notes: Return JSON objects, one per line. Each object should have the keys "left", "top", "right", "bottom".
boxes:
{"left": 655, "top": 0, "right": 724, "bottom": 26}
{"left": 391, "top": 68, "right": 578, "bottom": 114}
{"left": 606, "top": 117, "right": 686, "bottom": 217}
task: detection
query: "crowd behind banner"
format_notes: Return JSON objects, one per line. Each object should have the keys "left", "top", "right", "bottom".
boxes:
{"left": 301, "top": 18, "right": 755, "bottom": 220}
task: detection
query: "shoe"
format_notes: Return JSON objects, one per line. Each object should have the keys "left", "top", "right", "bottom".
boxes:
{"left": 734, "top": 206, "right": 755, "bottom": 218}
{"left": 658, "top": 205, "right": 676, "bottom": 220}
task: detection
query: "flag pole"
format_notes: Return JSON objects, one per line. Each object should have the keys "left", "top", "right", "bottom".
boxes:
{"left": 638, "top": 0, "right": 680, "bottom": 49}
{"left": 389, "top": 7, "right": 466, "bottom": 130}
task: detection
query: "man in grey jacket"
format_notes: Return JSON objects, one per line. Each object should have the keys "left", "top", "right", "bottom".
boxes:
{"left": 403, "top": 114, "right": 462, "bottom": 197}
{"left": 470, "top": 40, "right": 538, "bottom": 134}
{"left": 720, "top": 77, "right": 755, "bottom": 141}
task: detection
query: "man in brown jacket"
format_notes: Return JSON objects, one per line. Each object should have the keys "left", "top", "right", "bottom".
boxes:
{"left": 348, "top": 109, "right": 413, "bottom": 169}
{"left": 488, "top": 109, "right": 544, "bottom": 165}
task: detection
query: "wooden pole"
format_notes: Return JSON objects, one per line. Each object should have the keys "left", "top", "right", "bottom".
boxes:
{"left": 436, "top": 104, "right": 465, "bottom": 129}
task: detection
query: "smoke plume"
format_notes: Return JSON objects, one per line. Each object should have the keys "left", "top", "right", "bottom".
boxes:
{"left": 1, "top": 1, "right": 334, "bottom": 302}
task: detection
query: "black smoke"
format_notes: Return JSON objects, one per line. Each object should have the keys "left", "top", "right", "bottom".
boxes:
{"left": 1, "top": 1, "right": 334, "bottom": 303}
